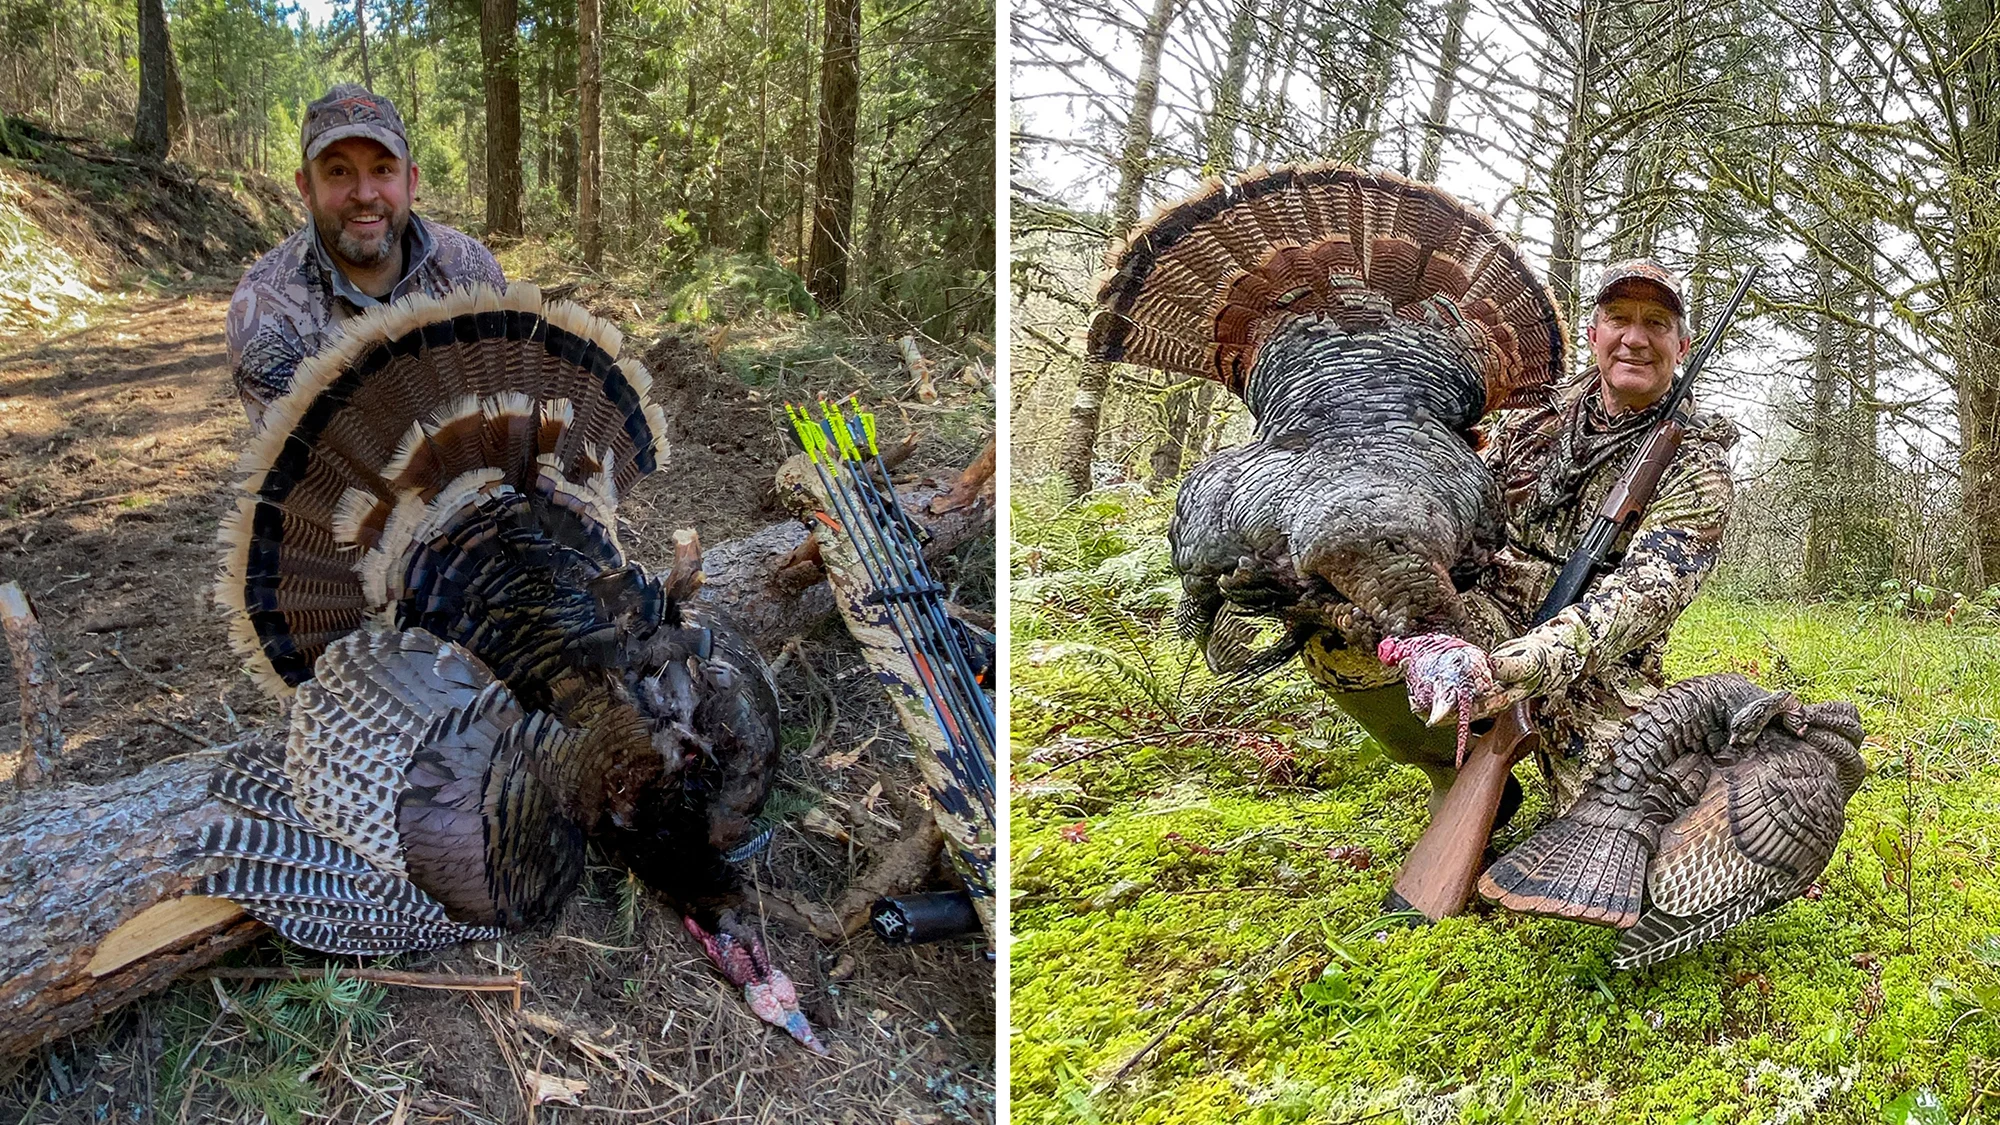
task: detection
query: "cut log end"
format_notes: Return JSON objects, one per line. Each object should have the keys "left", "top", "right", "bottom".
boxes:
{"left": 88, "top": 896, "right": 249, "bottom": 978}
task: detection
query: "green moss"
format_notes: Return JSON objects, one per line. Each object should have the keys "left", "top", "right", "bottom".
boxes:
{"left": 1012, "top": 490, "right": 2000, "bottom": 1123}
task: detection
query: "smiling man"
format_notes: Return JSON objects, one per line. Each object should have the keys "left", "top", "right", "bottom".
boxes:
{"left": 225, "top": 84, "right": 506, "bottom": 428}
{"left": 1352, "top": 258, "right": 1740, "bottom": 816}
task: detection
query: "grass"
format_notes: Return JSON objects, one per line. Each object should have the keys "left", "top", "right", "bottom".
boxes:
{"left": 1009, "top": 483, "right": 2000, "bottom": 1124}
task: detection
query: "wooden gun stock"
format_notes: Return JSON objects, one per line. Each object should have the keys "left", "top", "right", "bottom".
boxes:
{"left": 1385, "top": 702, "right": 1540, "bottom": 920}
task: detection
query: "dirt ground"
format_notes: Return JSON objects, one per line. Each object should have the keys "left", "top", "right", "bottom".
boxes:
{"left": 0, "top": 279, "right": 997, "bottom": 1122}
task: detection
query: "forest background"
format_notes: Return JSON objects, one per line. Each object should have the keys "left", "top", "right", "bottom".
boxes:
{"left": 1, "top": 0, "right": 995, "bottom": 338}
{"left": 1011, "top": 0, "right": 2000, "bottom": 1119}
{"left": 1013, "top": 0, "right": 2000, "bottom": 602}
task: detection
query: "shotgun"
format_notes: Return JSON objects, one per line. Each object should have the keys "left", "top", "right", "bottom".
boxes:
{"left": 1385, "top": 264, "right": 1761, "bottom": 921}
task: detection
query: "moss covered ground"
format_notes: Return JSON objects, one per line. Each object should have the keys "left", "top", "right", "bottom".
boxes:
{"left": 1009, "top": 485, "right": 2000, "bottom": 1124}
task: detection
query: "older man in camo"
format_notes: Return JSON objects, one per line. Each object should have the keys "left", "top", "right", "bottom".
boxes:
{"left": 1329, "top": 259, "right": 1738, "bottom": 822}
{"left": 225, "top": 84, "right": 506, "bottom": 429}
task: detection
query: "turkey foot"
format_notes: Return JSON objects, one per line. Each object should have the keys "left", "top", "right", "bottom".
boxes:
{"left": 1377, "top": 634, "right": 1496, "bottom": 767}
{"left": 684, "top": 912, "right": 830, "bottom": 1055}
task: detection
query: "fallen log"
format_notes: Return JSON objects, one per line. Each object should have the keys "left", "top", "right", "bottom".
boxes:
{"left": 0, "top": 471, "right": 992, "bottom": 1061}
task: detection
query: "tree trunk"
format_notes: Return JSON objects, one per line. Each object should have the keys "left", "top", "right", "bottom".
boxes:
{"left": 0, "top": 470, "right": 993, "bottom": 1063}
{"left": 1149, "top": 0, "right": 1255, "bottom": 487}
{"left": 805, "top": 0, "right": 861, "bottom": 308}
{"left": 1055, "top": 0, "right": 1180, "bottom": 496}
{"left": 163, "top": 27, "right": 190, "bottom": 159}
{"left": 558, "top": 18, "right": 579, "bottom": 212}
{"left": 1541, "top": 0, "right": 1600, "bottom": 328}
{"left": 626, "top": 112, "right": 639, "bottom": 238}
{"left": 1417, "top": 0, "right": 1471, "bottom": 181}
{"left": 355, "top": 0, "right": 373, "bottom": 88}
{"left": 1352, "top": 0, "right": 1407, "bottom": 160}
{"left": 1199, "top": 0, "right": 1258, "bottom": 176}
{"left": 578, "top": 0, "right": 602, "bottom": 268}
{"left": 1803, "top": 4, "right": 1836, "bottom": 594}
{"left": 1947, "top": 0, "right": 2000, "bottom": 587}
{"left": 480, "top": 0, "right": 523, "bottom": 238}
{"left": 133, "top": 0, "right": 169, "bottom": 159}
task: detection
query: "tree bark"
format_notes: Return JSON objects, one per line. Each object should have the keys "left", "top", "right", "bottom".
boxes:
{"left": 0, "top": 471, "right": 993, "bottom": 1062}
{"left": 1055, "top": 0, "right": 1180, "bottom": 496}
{"left": 355, "top": 0, "right": 373, "bottom": 88}
{"left": 480, "top": 0, "right": 524, "bottom": 238}
{"left": 133, "top": 0, "right": 169, "bottom": 160}
{"left": 1950, "top": 0, "right": 2000, "bottom": 587}
{"left": 805, "top": 0, "right": 861, "bottom": 307}
{"left": 1416, "top": 0, "right": 1471, "bottom": 181}
{"left": 1804, "top": 4, "right": 1836, "bottom": 594}
{"left": 163, "top": 28, "right": 191, "bottom": 159}
{"left": 0, "top": 584, "right": 60, "bottom": 787}
{"left": 578, "top": 0, "right": 602, "bottom": 268}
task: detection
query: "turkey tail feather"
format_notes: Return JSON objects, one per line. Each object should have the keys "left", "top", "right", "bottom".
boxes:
{"left": 218, "top": 283, "right": 669, "bottom": 694}
{"left": 188, "top": 819, "right": 505, "bottom": 954}
{"left": 1088, "top": 164, "right": 1564, "bottom": 412}
{"left": 1478, "top": 816, "right": 1649, "bottom": 928}
{"left": 1610, "top": 893, "right": 1766, "bottom": 970}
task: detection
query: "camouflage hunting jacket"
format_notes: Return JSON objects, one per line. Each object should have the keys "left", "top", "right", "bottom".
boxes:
{"left": 1481, "top": 380, "right": 1738, "bottom": 801}
{"left": 225, "top": 215, "right": 505, "bottom": 428}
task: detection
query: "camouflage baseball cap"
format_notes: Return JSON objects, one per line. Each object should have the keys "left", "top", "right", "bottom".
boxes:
{"left": 1594, "top": 258, "right": 1685, "bottom": 317}
{"left": 301, "top": 84, "right": 410, "bottom": 163}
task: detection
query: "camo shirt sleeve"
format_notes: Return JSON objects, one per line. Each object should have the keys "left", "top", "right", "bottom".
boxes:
{"left": 1489, "top": 415, "right": 1736, "bottom": 699}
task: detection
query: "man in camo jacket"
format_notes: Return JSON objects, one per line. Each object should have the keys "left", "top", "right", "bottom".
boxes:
{"left": 1318, "top": 259, "right": 1737, "bottom": 816}
{"left": 225, "top": 84, "right": 505, "bottom": 429}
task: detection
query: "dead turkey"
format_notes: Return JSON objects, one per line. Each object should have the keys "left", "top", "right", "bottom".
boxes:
{"left": 1479, "top": 672, "right": 1866, "bottom": 968}
{"left": 191, "top": 284, "right": 782, "bottom": 965}
{"left": 1089, "top": 164, "right": 1566, "bottom": 733}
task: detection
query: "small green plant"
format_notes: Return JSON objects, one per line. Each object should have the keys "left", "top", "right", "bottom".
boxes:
{"left": 615, "top": 868, "right": 646, "bottom": 944}
{"left": 159, "top": 967, "right": 396, "bottom": 1125}
{"left": 663, "top": 252, "right": 816, "bottom": 323}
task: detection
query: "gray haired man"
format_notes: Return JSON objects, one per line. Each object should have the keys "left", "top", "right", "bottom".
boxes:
{"left": 225, "top": 84, "right": 506, "bottom": 427}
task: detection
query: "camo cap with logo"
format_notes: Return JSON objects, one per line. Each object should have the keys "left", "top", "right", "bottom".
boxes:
{"left": 1593, "top": 258, "right": 1685, "bottom": 318}
{"left": 301, "top": 84, "right": 410, "bottom": 162}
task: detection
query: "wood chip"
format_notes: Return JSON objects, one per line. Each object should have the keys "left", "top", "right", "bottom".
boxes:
{"left": 525, "top": 1069, "right": 587, "bottom": 1106}
{"left": 800, "top": 806, "right": 851, "bottom": 842}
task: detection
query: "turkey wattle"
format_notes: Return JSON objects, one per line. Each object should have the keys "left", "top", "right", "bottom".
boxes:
{"left": 1089, "top": 164, "right": 1567, "bottom": 721}
{"left": 192, "top": 284, "right": 817, "bottom": 1050}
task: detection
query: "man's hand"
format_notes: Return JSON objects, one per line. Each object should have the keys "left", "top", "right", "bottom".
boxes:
{"left": 1459, "top": 610, "right": 1594, "bottom": 721}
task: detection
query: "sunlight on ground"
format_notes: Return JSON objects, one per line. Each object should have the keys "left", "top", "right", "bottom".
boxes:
{"left": 0, "top": 172, "right": 102, "bottom": 334}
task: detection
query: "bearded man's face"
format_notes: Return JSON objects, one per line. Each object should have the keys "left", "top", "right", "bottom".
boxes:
{"left": 296, "top": 137, "right": 417, "bottom": 270}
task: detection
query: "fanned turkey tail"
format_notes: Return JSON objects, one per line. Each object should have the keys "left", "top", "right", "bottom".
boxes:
{"left": 1476, "top": 816, "right": 1649, "bottom": 928}
{"left": 215, "top": 281, "right": 669, "bottom": 694}
{"left": 1088, "top": 163, "right": 1565, "bottom": 410}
